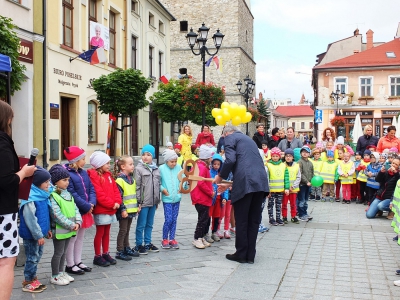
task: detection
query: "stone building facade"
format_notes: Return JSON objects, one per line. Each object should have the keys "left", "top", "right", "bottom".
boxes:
{"left": 160, "top": 0, "right": 256, "bottom": 141}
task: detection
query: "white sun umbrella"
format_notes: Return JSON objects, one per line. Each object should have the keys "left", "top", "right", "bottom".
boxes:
{"left": 393, "top": 116, "right": 399, "bottom": 138}
{"left": 397, "top": 115, "right": 400, "bottom": 138}
{"left": 352, "top": 113, "right": 363, "bottom": 144}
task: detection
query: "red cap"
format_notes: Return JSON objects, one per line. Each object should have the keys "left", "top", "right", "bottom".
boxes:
{"left": 191, "top": 144, "right": 199, "bottom": 152}
{"left": 64, "top": 146, "right": 86, "bottom": 163}
{"left": 174, "top": 143, "right": 182, "bottom": 150}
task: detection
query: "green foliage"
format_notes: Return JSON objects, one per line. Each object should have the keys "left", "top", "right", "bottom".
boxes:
{"left": 0, "top": 16, "right": 27, "bottom": 98}
{"left": 149, "top": 79, "right": 188, "bottom": 122}
{"left": 183, "top": 81, "right": 225, "bottom": 126}
{"left": 257, "top": 99, "right": 271, "bottom": 130}
{"left": 91, "top": 68, "right": 151, "bottom": 116}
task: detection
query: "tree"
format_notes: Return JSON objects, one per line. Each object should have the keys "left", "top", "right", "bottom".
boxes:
{"left": 0, "top": 16, "right": 27, "bottom": 98}
{"left": 149, "top": 79, "right": 188, "bottom": 122}
{"left": 257, "top": 98, "right": 271, "bottom": 130}
{"left": 91, "top": 68, "right": 151, "bottom": 116}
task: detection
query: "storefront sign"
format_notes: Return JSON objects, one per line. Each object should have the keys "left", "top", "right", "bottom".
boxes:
{"left": 382, "top": 110, "right": 400, "bottom": 116}
{"left": 17, "top": 39, "right": 33, "bottom": 63}
{"left": 343, "top": 111, "right": 373, "bottom": 116}
{"left": 50, "top": 103, "right": 59, "bottom": 119}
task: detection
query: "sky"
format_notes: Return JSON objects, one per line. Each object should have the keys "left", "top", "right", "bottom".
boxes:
{"left": 252, "top": 0, "right": 400, "bottom": 104}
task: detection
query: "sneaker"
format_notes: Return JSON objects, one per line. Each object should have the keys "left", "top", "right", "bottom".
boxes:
{"left": 315, "top": 195, "right": 321, "bottom": 201}
{"left": 299, "top": 216, "right": 309, "bottom": 222}
{"left": 330, "top": 198, "right": 335, "bottom": 203}
{"left": 394, "top": 279, "right": 400, "bottom": 286}
{"left": 309, "top": 194, "right": 315, "bottom": 200}
{"left": 306, "top": 215, "right": 313, "bottom": 221}
{"left": 229, "top": 227, "right": 236, "bottom": 234}
{"left": 125, "top": 247, "right": 139, "bottom": 257}
{"left": 321, "top": 198, "right": 326, "bottom": 202}
{"left": 276, "top": 219, "right": 284, "bottom": 226}
{"left": 394, "top": 236, "right": 399, "bottom": 242}
{"left": 61, "top": 272, "right": 74, "bottom": 282}
{"left": 161, "top": 239, "right": 171, "bottom": 249}
{"left": 34, "top": 279, "right": 47, "bottom": 291}
{"left": 145, "top": 243, "right": 160, "bottom": 253}
{"left": 347, "top": 200, "right": 351, "bottom": 204}
{"left": 291, "top": 217, "right": 300, "bottom": 224}
{"left": 224, "top": 230, "right": 231, "bottom": 239}
{"left": 202, "top": 238, "right": 211, "bottom": 247}
{"left": 22, "top": 280, "right": 43, "bottom": 293}
{"left": 102, "top": 253, "right": 117, "bottom": 265}
{"left": 169, "top": 240, "right": 179, "bottom": 249}
{"left": 192, "top": 238, "right": 205, "bottom": 249}
{"left": 116, "top": 250, "right": 132, "bottom": 261}
{"left": 283, "top": 218, "right": 288, "bottom": 224}
{"left": 269, "top": 219, "right": 278, "bottom": 226}
{"left": 211, "top": 232, "right": 221, "bottom": 242}
{"left": 216, "top": 230, "right": 224, "bottom": 239}
{"left": 396, "top": 269, "right": 400, "bottom": 275}
{"left": 134, "top": 245, "right": 148, "bottom": 255}
{"left": 342, "top": 200, "right": 346, "bottom": 204}
{"left": 356, "top": 200, "right": 363, "bottom": 204}
{"left": 50, "top": 274, "right": 69, "bottom": 286}
{"left": 204, "top": 233, "right": 214, "bottom": 243}
{"left": 258, "top": 224, "right": 265, "bottom": 233}
{"left": 93, "top": 255, "right": 111, "bottom": 267}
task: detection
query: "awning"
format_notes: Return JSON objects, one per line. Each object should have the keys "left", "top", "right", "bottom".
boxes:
{"left": 0, "top": 53, "right": 12, "bottom": 72}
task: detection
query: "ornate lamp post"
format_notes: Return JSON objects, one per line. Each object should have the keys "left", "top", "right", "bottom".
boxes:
{"left": 236, "top": 75, "right": 255, "bottom": 136}
{"left": 186, "top": 23, "right": 224, "bottom": 126}
{"left": 331, "top": 86, "right": 346, "bottom": 115}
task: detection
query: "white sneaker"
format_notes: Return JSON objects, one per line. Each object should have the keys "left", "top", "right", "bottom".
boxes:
{"left": 394, "top": 280, "right": 400, "bottom": 286}
{"left": 202, "top": 238, "right": 211, "bottom": 247}
{"left": 192, "top": 238, "right": 205, "bottom": 249}
{"left": 50, "top": 274, "right": 69, "bottom": 286}
{"left": 204, "top": 233, "right": 214, "bottom": 243}
{"left": 211, "top": 233, "right": 220, "bottom": 242}
{"left": 61, "top": 272, "right": 74, "bottom": 282}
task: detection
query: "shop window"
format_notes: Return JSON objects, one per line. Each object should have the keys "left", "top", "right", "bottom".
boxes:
{"left": 360, "top": 77, "right": 372, "bottom": 96}
{"left": 88, "top": 101, "right": 97, "bottom": 143}
{"left": 62, "top": 0, "right": 74, "bottom": 48}
{"left": 390, "top": 77, "right": 400, "bottom": 96}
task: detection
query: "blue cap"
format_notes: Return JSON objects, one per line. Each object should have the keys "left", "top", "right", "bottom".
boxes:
{"left": 284, "top": 148, "right": 294, "bottom": 156}
{"left": 326, "top": 150, "right": 334, "bottom": 157}
{"left": 364, "top": 149, "right": 371, "bottom": 156}
{"left": 300, "top": 146, "right": 311, "bottom": 154}
{"left": 141, "top": 144, "right": 155, "bottom": 158}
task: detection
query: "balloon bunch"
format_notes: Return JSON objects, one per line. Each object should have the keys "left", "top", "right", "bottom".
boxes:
{"left": 211, "top": 102, "right": 253, "bottom": 126}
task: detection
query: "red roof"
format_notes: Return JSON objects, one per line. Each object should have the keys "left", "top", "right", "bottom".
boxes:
{"left": 314, "top": 38, "right": 400, "bottom": 69}
{"left": 275, "top": 105, "right": 314, "bottom": 117}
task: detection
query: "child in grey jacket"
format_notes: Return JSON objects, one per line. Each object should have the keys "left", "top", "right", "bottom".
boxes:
{"left": 297, "top": 146, "right": 314, "bottom": 222}
{"left": 133, "top": 144, "right": 161, "bottom": 255}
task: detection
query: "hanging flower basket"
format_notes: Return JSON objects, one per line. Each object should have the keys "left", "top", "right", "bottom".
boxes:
{"left": 330, "top": 116, "right": 345, "bottom": 127}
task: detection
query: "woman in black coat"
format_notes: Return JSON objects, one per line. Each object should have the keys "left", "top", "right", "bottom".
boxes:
{"left": 356, "top": 124, "right": 379, "bottom": 156}
{"left": 0, "top": 101, "right": 36, "bottom": 299}
{"left": 268, "top": 127, "right": 281, "bottom": 149}
{"left": 252, "top": 123, "right": 267, "bottom": 149}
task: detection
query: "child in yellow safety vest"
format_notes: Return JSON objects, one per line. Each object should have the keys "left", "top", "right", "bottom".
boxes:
{"left": 356, "top": 149, "right": 371, "bottom": 204}
{"left": 266, "top": 147, "right": 290, "bottom": 226}
{"left": 321, "top": 141, "right": 334, "bottom": 162}
{"left": 320, "top": 150, "right": 339, "bottom": 202}
{"left": 309, "top": 149, "right": 323, "bottom": 201}
{"left": 114, "top": 155, "right": 139, "bottom": 261}
{"left": 334, "top": 148, "right": 345, "bottom": 201}
{"left": 49, "top": 164, "right": 82, "bottom": 286}
{"left": 337, "top": 152, "right": 355, "bottom": 204}
{"left": 282, "top": 148, "right": 301, "bottom": 224}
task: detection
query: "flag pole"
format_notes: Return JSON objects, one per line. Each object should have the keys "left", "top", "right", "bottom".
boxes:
{"left": 69, "top": 55, "right": 80, "bottom": 63}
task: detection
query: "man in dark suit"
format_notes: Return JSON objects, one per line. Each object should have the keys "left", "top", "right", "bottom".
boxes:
{"left": 214, "top": 125, "right": 269, "bottom": 264}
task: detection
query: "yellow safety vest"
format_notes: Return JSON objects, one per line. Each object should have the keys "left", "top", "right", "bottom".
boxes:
{"left": 320, "top": 161, "right": 338, "bottom": 184}
{"left": 357, "top": 161, "right": 370, "bottom": 182}
{"left": 267, "top": 162, "right": 286, "bottom": 192}
{"left": 287, "top": 163, "right": 300, "bottom": 192}
{"left": 311, "top": 159, "right": 323, "bottom": 176}
{"left": 115, "top": 178, "right": 138, "bottom": 214}
{"left": 51, "top": 192, "right": 77, "bottom": 240}
{"left": 339, "top": 161, "right": 354, "bottom": 184}
{"left": 391, "top": 179, "right": 400, "bottom": 234}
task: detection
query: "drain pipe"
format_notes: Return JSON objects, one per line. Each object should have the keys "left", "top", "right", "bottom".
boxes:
{"left": 42, "top": 0, "right": 48, "bottom": 168}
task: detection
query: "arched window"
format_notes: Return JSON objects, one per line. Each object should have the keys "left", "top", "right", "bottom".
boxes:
{"left": 88, "top": 100, "right": 97, "bottom": 142}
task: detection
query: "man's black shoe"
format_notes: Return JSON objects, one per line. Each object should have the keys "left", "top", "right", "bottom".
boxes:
{"left": 247, "top": 260, "right": 254, "bottom": 264}
{"left": 226, "top": 253, "right": 247, "bottom": 263}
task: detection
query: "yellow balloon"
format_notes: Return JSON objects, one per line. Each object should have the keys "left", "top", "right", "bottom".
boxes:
{"left": 221, "top": 102, "right": 230, "bottom": 110}
{"left": 238, "top": 105, "right": 246, "bottom": 118}
{"left": 229, "top": 103, "right": 239, "bottom": 117}
{"left": 231, "top": 115, "right": 242, "bottom": 126}
{"left": 221, "top": 108, "right": 231, "bottom": 121}
{"left": 243, "top": 112, "right": 252, "bottom": 123}
{"left": 215, "top": 115, "right": 225, "bottom": 126}
{"left": 212, "top": 108, "right": 221, "bottom": 118}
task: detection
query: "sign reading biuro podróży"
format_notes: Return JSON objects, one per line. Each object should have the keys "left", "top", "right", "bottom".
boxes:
{"left": 315, "top": 109, "right": 322, "bottom": 124}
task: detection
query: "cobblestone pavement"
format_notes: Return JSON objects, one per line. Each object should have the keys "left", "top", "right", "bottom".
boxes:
{"left": 11, "top": 196, "right": 400, "bottom": 300}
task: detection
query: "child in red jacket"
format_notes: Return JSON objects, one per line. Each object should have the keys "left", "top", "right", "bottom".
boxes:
{"left": 191, "top": 145, "right": 214, "bottom": 249}
{"left": 87, "top": 152, "right": 122, "bottom": 267}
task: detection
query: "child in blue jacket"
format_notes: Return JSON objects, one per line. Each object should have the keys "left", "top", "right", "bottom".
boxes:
{"left": 159, "top": 149, "right": 183, "bottom": 249}
{"left": 366, "top": 152, "right": 383, "bottom": 205}
{"left": 64, "top": 146, "right": 96, "bottom": 275}
{"left": 208, "top": 154, "right": 228, "bottom": 242}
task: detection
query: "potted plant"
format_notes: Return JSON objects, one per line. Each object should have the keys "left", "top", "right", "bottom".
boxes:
{"left": 330, "top": 116, "right": 345, "bottom": 127}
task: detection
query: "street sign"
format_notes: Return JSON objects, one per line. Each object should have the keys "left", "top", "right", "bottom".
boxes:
{"left": 315, "top": 109, "right": 322, "bottom": 124}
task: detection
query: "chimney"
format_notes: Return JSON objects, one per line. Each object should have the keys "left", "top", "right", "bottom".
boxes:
{"left": 354, "top": 28, "right": 359, "bottom": 36}
{"left": 366, "top": 29, "right": 374, "bottom": 50}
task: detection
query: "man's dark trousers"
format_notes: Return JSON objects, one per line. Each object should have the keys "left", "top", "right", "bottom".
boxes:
{"left": 233, "top": 191, "right": 265, "bottom": 262}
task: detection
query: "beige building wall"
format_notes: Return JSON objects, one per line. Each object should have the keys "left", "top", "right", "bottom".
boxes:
{"left": 287, "top": 116, "right": 314, "bottom": 134}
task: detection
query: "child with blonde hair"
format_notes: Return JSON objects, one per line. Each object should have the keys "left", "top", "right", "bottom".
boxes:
{"left": 309, "top": 148, "right": 323, "bottom": 201}
{"left": 356, "top": 150, "right": 371, "bottom": 204}
{"left": 320, "top": 150, "right": 339, "bottom": 202}
{"left": 114, "top": 155, "right": 140, "bottom": 261}
{"left": 282, "top": 149, "right": 300, "bottom": 224}
{"left": 337, "top": 152, "right": 355, "bottom": 204}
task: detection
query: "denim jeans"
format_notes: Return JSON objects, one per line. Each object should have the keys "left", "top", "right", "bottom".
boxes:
{"left": 366, "top": 199, "right": 391, "bottom": 219}
{"left": 297, "top": 185, "right": 311, "bottom": 218}
{"left": 23, "top": 239, "right": 43, "bottom": 281}
{"left": 136, "top": 205, "right": 156, "bottom": 245}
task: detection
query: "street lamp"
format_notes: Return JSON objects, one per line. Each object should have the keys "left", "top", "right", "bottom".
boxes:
{"left": 186, "top": 23, "right": 224, "bottom": 126}
{"left": 330, "top": 86, "right": 346, "bottom": 115}
{"left": 236, "top": 75, "right": 255, "bottom": 136}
